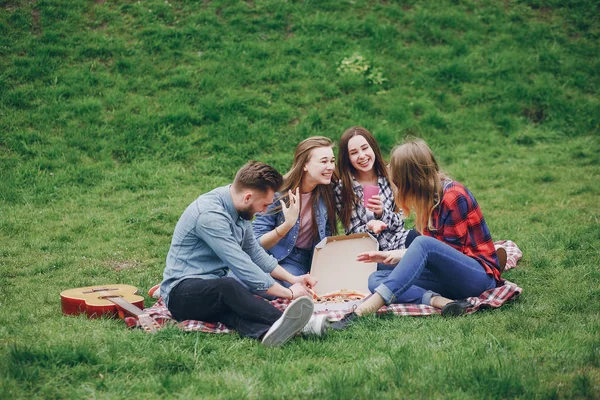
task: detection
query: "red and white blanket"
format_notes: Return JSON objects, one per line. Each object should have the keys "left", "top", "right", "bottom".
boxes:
{"left": 126, "top": 240, "right": 523, "bottom": 333}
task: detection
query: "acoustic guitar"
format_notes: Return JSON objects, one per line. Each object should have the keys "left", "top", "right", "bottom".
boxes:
{"left": 60, "top": 284, "right": 160, "bottom": 333}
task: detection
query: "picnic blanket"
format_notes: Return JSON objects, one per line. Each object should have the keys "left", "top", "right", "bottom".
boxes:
{"left": 126, "top": 240, "right": 523, "bottom": 333}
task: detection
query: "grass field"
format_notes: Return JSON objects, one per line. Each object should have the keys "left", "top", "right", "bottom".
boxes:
{"left": 1, "top": 0, "right": 599, "bottom": 398}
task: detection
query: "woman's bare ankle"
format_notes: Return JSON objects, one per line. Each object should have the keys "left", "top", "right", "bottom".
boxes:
{"left": 430, "top": 296, "right": 453, "bottom": 309}
{"left": 355, "top": 293, "right": 385, "bottom": 316}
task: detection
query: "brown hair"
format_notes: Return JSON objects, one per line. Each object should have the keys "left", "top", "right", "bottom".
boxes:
{"left": 275, "top": 136, "right": 338, "bottom": 237}
{"left": 389, "top": 138, "right": 449, "bottom": 233}
{"left": 233, "top": 161, "right": 283, "bottom": 193}
{"left": 336, "top": 126, "right": 389, "bottom": 229}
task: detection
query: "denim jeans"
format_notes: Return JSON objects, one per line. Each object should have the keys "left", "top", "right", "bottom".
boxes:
{"left": 370, "top": 236, "right": 496, "bottom": 306}
{"left": 167, "top": 277, "right": 282, "bottom": 339}
{"left": 377, "top": 229, "right": 420, "bottom": 271}
{"left": 277, "top": 247, "right": 313, "bottom": 288}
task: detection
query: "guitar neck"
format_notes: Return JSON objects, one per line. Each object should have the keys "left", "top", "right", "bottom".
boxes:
{"left": 106, "top": 296, "right": 145, "bottom": 317}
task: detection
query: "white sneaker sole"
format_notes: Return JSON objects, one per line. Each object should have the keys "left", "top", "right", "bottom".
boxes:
{"left": 262, "top": 296, "right": 314, "bottom": 347}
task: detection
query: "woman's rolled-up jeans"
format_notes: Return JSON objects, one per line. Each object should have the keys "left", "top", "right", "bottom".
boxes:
{"left": 369, "top": 236, "right": 496, "bottom": 306}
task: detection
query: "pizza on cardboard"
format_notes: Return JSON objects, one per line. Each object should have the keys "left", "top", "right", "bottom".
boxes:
{"left": 309, "top": 233, "right": 378, "bottom": 311}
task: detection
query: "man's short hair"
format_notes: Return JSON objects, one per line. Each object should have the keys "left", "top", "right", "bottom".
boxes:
{"left": 233, "top": 161, "right": 283, "bottom": 193}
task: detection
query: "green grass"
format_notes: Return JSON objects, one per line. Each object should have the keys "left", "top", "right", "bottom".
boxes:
{"left": 1, "top": 0, "right": 599, "bottom": 398}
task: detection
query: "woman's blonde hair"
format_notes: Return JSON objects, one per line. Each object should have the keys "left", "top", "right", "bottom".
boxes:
{"left": 389, "top": 138, "right": 448, "bottom": 233}
{"left": 274, "top": 136, "right": 338, "bottom": 237}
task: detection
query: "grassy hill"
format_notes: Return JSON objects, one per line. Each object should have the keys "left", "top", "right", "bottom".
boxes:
{"left": 1, "top": 0, "right": 599, "bottom": 398}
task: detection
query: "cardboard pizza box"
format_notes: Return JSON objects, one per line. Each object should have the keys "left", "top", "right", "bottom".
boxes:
{"left": 310, "top": 232, "right": 379, "bottom": 297}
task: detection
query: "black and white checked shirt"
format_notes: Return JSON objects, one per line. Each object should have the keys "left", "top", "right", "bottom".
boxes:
{"left": 334, "top": 175, "right": 409, "bottom": 251}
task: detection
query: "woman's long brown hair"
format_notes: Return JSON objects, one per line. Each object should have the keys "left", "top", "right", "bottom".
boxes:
{"left": 272, "top": 136, "right": 338, "bottom": 238}
{"left": 389, "top": 138, "right": 448, "bottom": 233}
{"left": 336, "top": 126, "right": 389, "bottom": 229}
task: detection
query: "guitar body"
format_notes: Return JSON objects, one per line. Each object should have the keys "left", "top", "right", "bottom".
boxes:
{"left": 61, "top": 284, "right": 145, "bottom": 319}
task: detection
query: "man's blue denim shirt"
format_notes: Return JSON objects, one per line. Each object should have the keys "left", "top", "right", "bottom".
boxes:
{"left": 160, "top": 185, "right": 277, "bottom": 307}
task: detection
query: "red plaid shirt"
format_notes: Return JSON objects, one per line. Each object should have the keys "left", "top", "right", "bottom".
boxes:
{"left": 425, "top": 180, "right": 501, "bottom": 282}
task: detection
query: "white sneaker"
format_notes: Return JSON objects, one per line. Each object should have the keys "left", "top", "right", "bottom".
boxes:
{"left": 148, "top": 284, "right": 161, "bottom": 299}
{"left": 262, "top": 296, "right": 314, "bottom": 347}
{"left": 301, "top": 314, "right": 328, "bottom": 336}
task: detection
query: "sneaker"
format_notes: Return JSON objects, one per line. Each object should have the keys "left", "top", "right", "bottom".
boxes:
{"left": 301, "top": 314, "right": 328, "bottom": 336}
{"left": 441, "top": 300, "right": 472, "bottom": 317}
{"left": 148, "top": 284, "right": 161, "bottom": 299}
{"left": 262, "top": 296, "right": 314, "bottom": 347}
{"left": 329, "top": 312, "right": 358, "bottom": 331}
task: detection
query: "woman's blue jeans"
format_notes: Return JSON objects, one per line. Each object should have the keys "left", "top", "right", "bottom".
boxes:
{"left": 277, "top": 247, "right": 312, "bottom": 288}
{"left": 369, "top": 236, "right": 496, "bottom": 306}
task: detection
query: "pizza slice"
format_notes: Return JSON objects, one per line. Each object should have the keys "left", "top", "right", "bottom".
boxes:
{"left": 315, "top": 289, "right": 367, "bottom": 304}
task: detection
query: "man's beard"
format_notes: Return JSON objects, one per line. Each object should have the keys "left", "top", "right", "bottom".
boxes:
{"left": 238, "top": 207, "right": 254, "bottom": 221}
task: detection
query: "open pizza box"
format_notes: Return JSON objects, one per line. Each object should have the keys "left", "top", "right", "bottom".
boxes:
{"left": 309, "top": 232, "right": 378, "bottom": 312}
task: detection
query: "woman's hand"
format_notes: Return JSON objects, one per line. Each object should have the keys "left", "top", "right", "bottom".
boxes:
{"left": 357, "top": 249, "right": 406, "bottom": 265}
{"left": 366, "top": 194, "right": 384, "bottom": 216}
{"left": 367, "top": 220, "right": 387, "bottom": 234}
{"left": 280, "top": 188, "right": 300, "bottom": 228}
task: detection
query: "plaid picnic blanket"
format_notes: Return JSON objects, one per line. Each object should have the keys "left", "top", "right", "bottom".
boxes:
{"left": 126, "top": 240, "right": 523, "bottom": 333}
{"left": 495, "top": 240, "right": 522, "bottom": 271}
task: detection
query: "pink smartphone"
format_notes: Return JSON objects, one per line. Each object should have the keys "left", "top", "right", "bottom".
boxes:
{"left": 363, "top": 185, "right": 379, "bottom": 208}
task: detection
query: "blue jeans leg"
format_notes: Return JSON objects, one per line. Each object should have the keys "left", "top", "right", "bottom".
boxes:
{"left": 276, "top": 247, "right": 312, "bottom": 288}
{"left": 368, "top": 268, "right": 446, "bottom": 304}
{"left": 373, "top": 236, "right": 496, "bottom": 305}
{"left": 404, "top": 229, "right": 420, "bottom": 248}
{"left": 376, "top": 229, "right": 420, "bottom": 271}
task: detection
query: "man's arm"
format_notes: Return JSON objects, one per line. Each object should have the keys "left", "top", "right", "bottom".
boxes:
{"left": 270, "top": 265, "right": 301, "bottom": 285}
{"left": 264, "top": 280, "right": 311, "bottom": 299}
{"left": 242, "top": 229, "right": 279, "bottom": 274}
{"left": 196, "top": 211, "right": 275, "bottom": 292}
{"left": 266, "top": 274, "right": 312, "bottom": 299}
{"left": 270, "top": 266, "right": 317, "bottom": 295}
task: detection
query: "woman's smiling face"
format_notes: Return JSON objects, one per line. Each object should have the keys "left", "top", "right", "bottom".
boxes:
{"left": 347, "top": 135, "right": 376, "bottom": 174}
{"left": 303, "top": 146, "right": 335, "bottom": 186}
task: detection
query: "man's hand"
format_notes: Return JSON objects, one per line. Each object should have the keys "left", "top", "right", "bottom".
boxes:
{"left": 357, "top": 249, "right": 406, "bottom": 265}
{"left": 289, "top": 282, "right": 312, "bottom": 299}
{"left": 295, "top": 274, "right": 317, "bottom": 289}
{"left": 367, "top": 220, "right": 387, "bottom": 234}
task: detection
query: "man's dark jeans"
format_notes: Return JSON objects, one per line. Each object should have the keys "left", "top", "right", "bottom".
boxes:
{"left": 168, "top": 277, "right": 282, "bottom": 339}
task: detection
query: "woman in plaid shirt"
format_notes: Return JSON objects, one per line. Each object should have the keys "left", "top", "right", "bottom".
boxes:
{"left": 335, "top": 127, "right": 414, "bottom": 257}
{"left": 333, "top": 138, "right": 502, "bottom": 325}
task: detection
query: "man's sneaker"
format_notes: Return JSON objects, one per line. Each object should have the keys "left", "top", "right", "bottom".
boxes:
{"left": 329, "top": 312, "right": 358, "bottom": 331}
{"left": 148, "top": 284, "right": 161, "bottom": 299}
{"left": 301, "top": 314, "right": 328, "bottom": 336}
{"left": 262, "top": 296, "right": 314, "bottom": 347}
{"left": 441, "top": 300, "right": 472, "bottom": 317}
